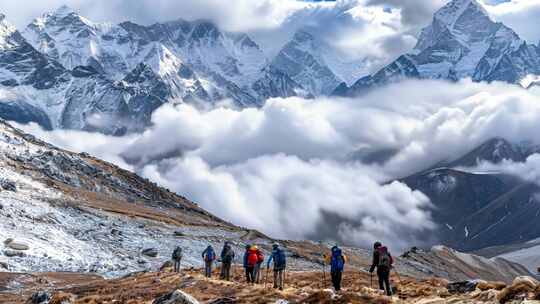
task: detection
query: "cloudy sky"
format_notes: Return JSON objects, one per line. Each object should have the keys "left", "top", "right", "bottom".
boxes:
{"left": 5, "top": 0, "right": 540, "bottom": 251}
{"left": 2, "top": 0, "right": 540, "bottom": 69}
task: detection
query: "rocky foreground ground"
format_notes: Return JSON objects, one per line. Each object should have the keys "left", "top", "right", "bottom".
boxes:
{"left": 1, "top": 265, "right": 540, "bottom": 304}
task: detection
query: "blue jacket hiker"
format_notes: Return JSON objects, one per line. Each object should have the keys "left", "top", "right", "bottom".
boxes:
{"left": 267, "top": 243, "right": 286, "bottom": 290}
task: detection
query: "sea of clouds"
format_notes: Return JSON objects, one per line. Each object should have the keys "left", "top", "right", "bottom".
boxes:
{"left": 16, "top": 79, "right": 540, "bottom": 251}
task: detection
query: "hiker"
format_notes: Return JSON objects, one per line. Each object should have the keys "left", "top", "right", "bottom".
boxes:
{"left": 369, "top": 241, "right": 393, "bottom": 296}
{"left": 326, "top": 245, "right": 347, "bottom": 292}
{"left": 202, "top": 245, "right": 216, "bottom": 278}
{"left": 245, "top": 245, "right": 259, "bottom": 284}
{"left": 253, "top": 246, "right": 264, "bottom": 284}
{"left": 220, "top": 241, "right": 235, "bottom": 281}
{"left": 267, "top": 243, "right": 286, "bottom": 290}
{"left": 243, "top": 244, "right": 252, "bottom": 283}
{"left": 172, "top": 246, "right": 183, "bottom": 273}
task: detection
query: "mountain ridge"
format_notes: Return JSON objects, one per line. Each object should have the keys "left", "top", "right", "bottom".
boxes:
{"left": 334, "top": 0, "right": 540, "bottom": 96}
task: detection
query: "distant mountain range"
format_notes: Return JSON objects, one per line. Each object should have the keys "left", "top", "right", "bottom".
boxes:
{"left": 334, "top": 0, "right": 540, "bottom": 96}
{"left": 0, "top": 6, "right": 363, "bottom": 134}
{"left": 400, "top": 137, "right": 540, "bottom": 258}
{"left": 0, "top": 0, "right": 538, "bottom": 133}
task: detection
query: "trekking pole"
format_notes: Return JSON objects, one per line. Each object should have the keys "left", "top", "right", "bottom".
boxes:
{"left": 264, "top": 266, "right": 269, "bottom": 289}
{"left": 322, "top": 264, "right": 326, "bottom": 289}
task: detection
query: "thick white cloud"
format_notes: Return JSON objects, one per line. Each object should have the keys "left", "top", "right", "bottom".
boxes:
{"left": 18, "top": 79, "right": 540, "bottom": 251}
{"left": 484, "top": 0, "right": 540, "bottom": 44}
{"left": 471, "top": 154, "right": 540, "bottom": 186}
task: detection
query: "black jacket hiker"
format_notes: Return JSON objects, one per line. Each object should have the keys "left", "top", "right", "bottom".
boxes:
{"left": 172, "top": 246, "right": 183, "bottom": 273}
{"left": 220, "top": 242, "right": 235, "bottom": 280}
{"left": 370, "top": 242, "right": 393, "bottom": 296}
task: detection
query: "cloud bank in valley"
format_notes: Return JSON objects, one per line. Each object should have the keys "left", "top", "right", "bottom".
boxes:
{"left": 18, "top": 79, "right": 540, "bottom": 251}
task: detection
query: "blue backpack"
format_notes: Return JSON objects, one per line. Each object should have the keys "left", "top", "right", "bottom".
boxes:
{"left": 274, "top": 249, "right": 286, "bottom": 269}
{"left": 331, "top": 248, "right": 345, "bottom": 272}
{"left": 205, "top": 247, "right": 215, "bottom": 261}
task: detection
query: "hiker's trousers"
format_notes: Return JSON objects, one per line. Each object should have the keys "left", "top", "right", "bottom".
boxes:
{"left": 205, "top": 261, "right": 213, "bottom": 278}
{"left": 331, "top": 270, "right": 342, "bottom": 291}
{"left": 173, "top": 259, "right": 181, "bottom": 272}
{"left": 254, "top": 262, "right": 262, "bottom": 283}
{"left": 377, "top": 267, "right": 392, "bottom": 296}
{"left": 245, "top": 266, "right": 256, "bottom": 283}
{"left": 274, "top": 269, "right": 284, "bottom": 289}
{"left": 221, "top": 262, "right": 232, "bottom": 280}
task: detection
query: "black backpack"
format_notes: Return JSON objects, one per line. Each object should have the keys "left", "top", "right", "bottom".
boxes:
{"left": 378, "top": 247, "right": 392, "bottom": 268}
{"left": 222, "top": 245, "right": 234, "bottom": 263}
{"left": 172, "top": 246, "right": 183, "bottom": 260}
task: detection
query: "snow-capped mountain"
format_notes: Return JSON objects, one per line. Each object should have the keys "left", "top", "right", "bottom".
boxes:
{"left": 335, "top": 0, "right": 540, "bottom": 96}
{"left": 270, "top": 30, "right": 342, "bottom": 95}
{"left": 270, "top": 29, "right": 368, "bottom": 96}
{"left": 1, "top": 0, "right": 539, "bottom": 132}
{"left": 0, "top": 7, "right": 312, "bottom": 133}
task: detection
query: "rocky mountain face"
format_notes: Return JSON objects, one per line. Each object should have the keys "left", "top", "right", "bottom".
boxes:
{"left": 2, "top": 0, "right": 538, "bottom": 132}
{"left": 0, "top": 118, "right": 255, "bottom": 276}
{"left": 1, "top": 6, "right": 366, "bottom": 134}
{"left": 335, "top": 0, "right": 540, "bottom": 96}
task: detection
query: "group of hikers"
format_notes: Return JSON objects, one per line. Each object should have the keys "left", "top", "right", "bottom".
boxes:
{"left": 170, "top": 240, "right": 395, "bottom": 296}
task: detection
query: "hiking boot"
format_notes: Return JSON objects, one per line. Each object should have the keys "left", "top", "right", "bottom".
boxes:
{"left": 279, "top": 287, "right": 283, "bottom": 291}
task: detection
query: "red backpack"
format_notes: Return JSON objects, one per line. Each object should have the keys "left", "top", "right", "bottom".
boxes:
{"left": 257, "top": 250, "right": 264, "bottom": 264}
{"left": 247, "top": 249, "right": 259, "bottom": 266}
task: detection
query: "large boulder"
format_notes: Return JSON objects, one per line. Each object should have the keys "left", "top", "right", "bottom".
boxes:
{"left": 142, "top": 248, "right": 158, "bottom": 257}
{"left": 153, "top": 290, "right": 200, "bottom": 304}
{"left": 497, "top": 276, "right": 539, "bottom": 303}
{"left": 0, "top": 179, "right": 16, "bottom": 192}
{"left": 28, "top": 291, "right": 50, "bottom": 304}
{"left": 4, "top": 249, "right": 25, "bottom": 257}
{"left": 7, "top": 241, "right": 30, "bottom": 251}
{"left": 447, "top": 281, "right": 478, "bottom": 294}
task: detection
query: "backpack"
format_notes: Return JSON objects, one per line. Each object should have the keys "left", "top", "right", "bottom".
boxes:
{"left": 222, "top": 245, "right": 234, "bottom": 263}
{"left": 274, "top": 249, "right": 286, "bottom": 269}
{"left": 247, "top": 249, "right": 259, "bottom": 266}
{"left": 331, "top": 249, "right": 345, "bottom": 272}
{"left": 378, "top": 246, "right": 392, "bottom": 268}
{"left": 256, "top": 250, "right": 264, "bottom": 264}
{"left": 172, "top": 247, "right": 183, "bottom": 260}
{"left": 205, "top": 247, "right": 215, "bottom": 262}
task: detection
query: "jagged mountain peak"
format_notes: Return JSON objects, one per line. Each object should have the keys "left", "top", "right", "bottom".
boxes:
{"left": 0, "top": 15, "right": 17, "bottom": 44}
{"left": 415, "top": 0, "right": 497, "bottom": 52}
{"left": 434, "top": 0, "right": 489, "bottom": 27}
{"left": 292, "top": 29, "right": 315, "bottom": 43}
{"left": 37, "top": 5, "right": 94, "bottom": 28}
{"left": 52, "top": 4, "right": 77, "bottom": 17}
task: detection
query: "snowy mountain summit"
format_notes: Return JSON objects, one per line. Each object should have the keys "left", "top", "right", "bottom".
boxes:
{"left": 0, "top": 0, "right": 538, "bottom": 132}
{"left": 335, "top": 0, "right": 540, "bottom": 96}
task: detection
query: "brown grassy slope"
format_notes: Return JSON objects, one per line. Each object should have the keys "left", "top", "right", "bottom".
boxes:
{"left": 0, "top": 267, "right": 447, "bottom": 304}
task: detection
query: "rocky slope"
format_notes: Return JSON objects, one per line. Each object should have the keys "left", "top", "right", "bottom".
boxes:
{"left": 0, "top": 120, "right": 534, "bottom": 302}
{"left": 335, "top": 0, "right": 540, "bottom": 96}
{"left": 0, "top": 263, "right": 538, "bottom": 303}
{"left": 0, "top": 118, "right": 256, "bottom": 276}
